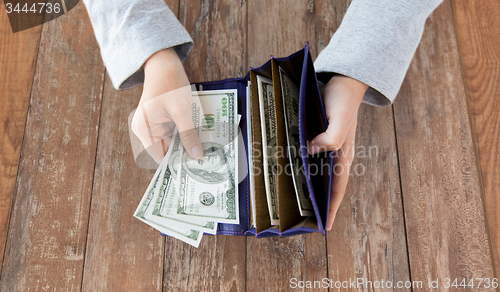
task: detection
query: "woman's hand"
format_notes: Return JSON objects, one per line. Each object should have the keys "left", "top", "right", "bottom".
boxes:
{"left": 308, "top": 75, "right": 368, "bottom": 230}
{"left": 131, "top": 48, "right": 204, "bottom": 164}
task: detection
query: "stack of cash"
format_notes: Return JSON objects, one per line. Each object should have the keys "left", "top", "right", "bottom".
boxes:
{"left": 134, "top": 89, "right": 239, "bottom": 248}
{"left": 252, "top": 70, "right": 314, "bottom": 228}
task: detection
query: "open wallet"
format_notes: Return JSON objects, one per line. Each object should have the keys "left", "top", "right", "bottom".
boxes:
{"left": 162, "top": 43, "right": 334, "bottom": 238}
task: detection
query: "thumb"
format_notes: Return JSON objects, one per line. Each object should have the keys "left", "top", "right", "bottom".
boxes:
{"left": 308, "top": 76, "right": 365, "bottom": 155}
{"left": 178, "top": 126, "right": 204, "bottom": 160}
{"left": 168, "top": 102, "right": 204, "bottom": 160}
{"left": 308, "top": 109, "right": 355, "bottom": 154}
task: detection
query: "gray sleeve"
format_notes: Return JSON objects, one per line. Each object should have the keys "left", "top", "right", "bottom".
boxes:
{"left": 314, "top": 0, "right": 443, "bottom": 106}
{"left": 83, "top": 0, "right": 193, "bottom": 90}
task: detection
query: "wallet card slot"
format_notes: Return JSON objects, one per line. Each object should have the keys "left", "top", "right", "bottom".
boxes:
{"left": 249, "top": 71, "right": 273, "bottom": 233}
{"left": 273, "top": 48, "right": 327, "bottom": 234}
{"left": 271, "top": 59, "right": 305, "bottom": 232}
{"left": 299, "top": 48, "right": 333, "bottom": 232}
{"left": 285, "top": 216, "right": 318, "bottom": 232}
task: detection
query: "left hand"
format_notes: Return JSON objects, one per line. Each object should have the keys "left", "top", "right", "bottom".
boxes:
{"left": 308, "top": 74, "right": 368, "bottom": 230}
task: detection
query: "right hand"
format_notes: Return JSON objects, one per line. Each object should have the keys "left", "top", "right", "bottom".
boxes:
{"left": 131, "top": 48, "right": 204, "bottom": 164}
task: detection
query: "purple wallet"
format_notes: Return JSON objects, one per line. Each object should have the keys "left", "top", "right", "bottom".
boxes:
{"left": 164, "top": 44, "right": 333, "bottom": 238}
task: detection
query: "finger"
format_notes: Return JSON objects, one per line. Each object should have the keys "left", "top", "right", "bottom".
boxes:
{"left": 326, "top": 118, "right": 357, "bottom": 231}
{"left": 159, "top": 122, "right": 176, "bottom": 140}
{"left": 131, "top": 107, "right": 164, "bottom": 155}
{"left": 142, "top": 135, "right": 173, "bottom": 165}
{"left": 139, "top": 96, "right": 175, "bottom": 142}
{"left": 144, "top": 139, "right": 168, "bottom": 165}
{"left": 148, "top": 120, "right": 175, "bottom": 141}
{"left": 131, "top": 105, "right": 172, "bottom": 164}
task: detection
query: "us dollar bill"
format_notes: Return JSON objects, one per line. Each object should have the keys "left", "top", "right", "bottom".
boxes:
{"left": 133, "top": 155, "right": 203, "bottom": 248}
{"left": 246, "top": 81, "right": 257, "bottom": 228}
{"left": 173, "top": 90, "right": 240, "bottom": 224}
{"left": 279, "top": 67, "right": 314, "bottom": 217}
{"left": 257, "top": 75, "right": 279, "bottom": 226}
{"left": 145, "top": 131, "right": 218, "bottom": 235}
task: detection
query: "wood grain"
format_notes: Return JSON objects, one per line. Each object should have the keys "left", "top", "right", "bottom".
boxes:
{"left": 80, "top": 1, "right": 178, "bottom": 291}
{"left": 0, "top": 3, "right": 105, "bottom": 291}
{"left": 325, "top": 104, "right": 411, "bottom": 291}
{"left": 80, "top": 78, "right": 165, "bottom": 291}
{"left": 393, "top": 0, "right": 495, "bottom": 285}
{"left": 0, "top": 0, "right": 497, "bottom": 291}
{"left": 452, "top": 0, "right": 500, "bottom": 277}
{"left": 179, "top": 0, "right": 246, "bottom": 83}
{"left": 0, "top": 2, "right": 42, "bottom": 272}
{"left": 248, "top": 0, "right": 317, "bottom": 63}
{"left": 315, "top": 1, "right": 411, "bottom": 290}
{"left": 246, "top": 1, "right": 328, "bottom": 291}
{"left": 315, "top": 0, "right": 351, "bottom": 52}
{"left": 162, "top": 1, "right": 247, "bottom": 291}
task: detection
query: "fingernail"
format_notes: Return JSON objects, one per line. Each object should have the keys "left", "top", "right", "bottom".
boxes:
{"left": 326, "top": 221, "right": 333, "bottom": 231}
{"left": 308, "top": 141, "right": 321, "bottom": 155}
{"left": 191, "top": 145, "right": 203, "bottom": 159}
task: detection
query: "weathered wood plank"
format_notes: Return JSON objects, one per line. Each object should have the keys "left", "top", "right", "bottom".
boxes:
{"left": 162, "top": 1, "right": 247, "bottom": 291}
{"left": 0, "top": 4, "right": 42, "bottom": 272}
{"left": 248, "top": 0, "right": 317, "bottom": 63}
{"left": 80, "top": 77, "right": 164, "bottom": 292}
{"left": 315, "top": 0, "right": 351, "bottom": 53}
{"left": 179, "top": 0, "right": 247, "bottom": 83}
{"left": 452, "top": 0, "right": 500, "bottom": 277}
{"left": 393, "top": 0, "right": 495, "bottom": 285}
{"left": 0, "top": 3, "right": 105, "bottom": 291}
{"left": 81, "top": 1, "right": 178, "bottom": 290}
{"left": 325, "top": 104, "right": 410, "bottom": 291}
{"left": 315, "top": 1, "right": 410, "bottom": 290}
{"left": 246, "top": 1, "right": 328, "bottom": 291}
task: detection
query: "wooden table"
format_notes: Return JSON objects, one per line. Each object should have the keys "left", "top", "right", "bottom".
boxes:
{"left": 1, "top": 0, "right": 499, "bottom": 291}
